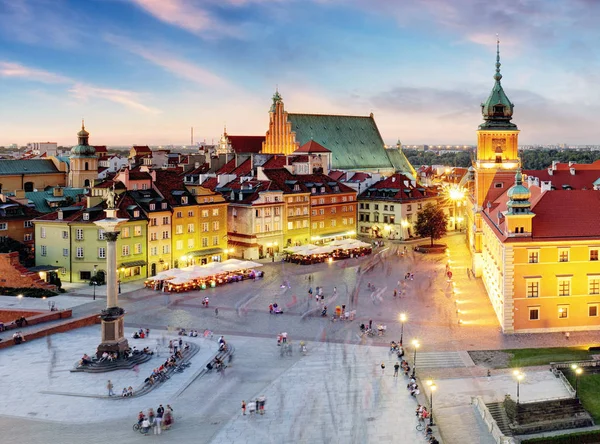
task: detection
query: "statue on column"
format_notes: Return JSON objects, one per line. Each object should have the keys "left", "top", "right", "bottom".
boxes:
{"left": 106, "top": 184, "right": 117, "bottom": 210}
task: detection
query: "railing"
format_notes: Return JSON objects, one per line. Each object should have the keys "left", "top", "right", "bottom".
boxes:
{"left": 551, "top": 359, "right": 600, "bottom": 370}
{"left": 472, "top": 396, "right": 516, "bottom": 444}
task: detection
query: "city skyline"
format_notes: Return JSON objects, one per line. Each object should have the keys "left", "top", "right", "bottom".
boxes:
{"left": 1, "top": 0, "right": 600, "bottom": 146}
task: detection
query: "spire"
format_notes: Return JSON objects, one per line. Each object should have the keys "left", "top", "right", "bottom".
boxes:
{"left": 479, "top": 35, "right": 517, "bottom": 130}
{"left": 270, "top": 88, "right": 283, "bottom": 112}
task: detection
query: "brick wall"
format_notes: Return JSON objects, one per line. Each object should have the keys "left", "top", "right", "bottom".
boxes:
{"left": 0, "top": 313, "right": 99, "bottom": 350}
{"left": 0, "top": 309, "right": 44, "bottom": 323}
{"left": 0, "top": 309, "right": 72, "bottom": 327}
{"left": 0, "top": 252, "right": 56, "bottom": 290}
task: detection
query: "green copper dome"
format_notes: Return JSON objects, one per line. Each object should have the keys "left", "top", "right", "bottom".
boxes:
{"left": 479, "top": 39, "right": 518, "bottom": 131}
{"left": 506, "top": 169, "right": 531, "bottom": 214}
{"left": 70, "top": 121, "right": 96, "bottom": 157}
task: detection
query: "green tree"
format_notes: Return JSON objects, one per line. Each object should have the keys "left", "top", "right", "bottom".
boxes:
{"left": 414, "top": 203, "right": 448, "bottom": 247}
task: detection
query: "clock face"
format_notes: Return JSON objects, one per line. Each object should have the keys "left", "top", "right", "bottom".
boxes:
{"left": 492, "top": 138, "right": 506, "bottom": 153}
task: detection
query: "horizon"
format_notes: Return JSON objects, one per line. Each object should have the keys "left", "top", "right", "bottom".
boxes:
{"left": 1, "top": 1, "right": 600, "bottom": 146}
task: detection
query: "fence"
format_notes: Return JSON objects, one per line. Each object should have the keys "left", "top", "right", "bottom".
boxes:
{"left": 472, "top": 396, "right": 516, "bottom": 444}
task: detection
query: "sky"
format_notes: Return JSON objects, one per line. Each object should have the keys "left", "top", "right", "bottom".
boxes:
{"left": 0, "top": 0, "right": 600, "bottom": 146}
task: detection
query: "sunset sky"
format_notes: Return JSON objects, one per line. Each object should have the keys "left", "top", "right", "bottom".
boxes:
{"left": 0, "top": 0, "right": 599, "bottom": 146}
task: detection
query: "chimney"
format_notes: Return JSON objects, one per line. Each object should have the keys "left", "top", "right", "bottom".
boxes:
{"left": 570, "top": 167, "right": 575, "bottom": 176}
{"left": 547, "top": 167, "right": 553, "bottom": 176}
{"left": 391, "top": 177, "right": 396, "bottom": 182}
{"left": 541, "top": 181, "right": 552, "bottom": 192}
{"left": 552, "top": 160, "right": 559, "bottom": 170}
{"left": 238, "top": 192, "right": 243, "bottom": 201}
{"left": 569, "top": 161, "right": 575, "bottom": 167}
{"left": 195, "top": 161, "right": 200, "bottom": 169}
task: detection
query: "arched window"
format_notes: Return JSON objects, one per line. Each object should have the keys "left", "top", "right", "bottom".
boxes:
{"left": 24, "top": 182, "right": 34, "bottom": 192}
{"left": 84, "top": 162, "right": 89, "bottom": 171}
{"left": 84, "top": 179, "right": 91, "bottom": 187}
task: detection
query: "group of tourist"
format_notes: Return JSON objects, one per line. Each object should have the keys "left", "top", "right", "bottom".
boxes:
{"left": 132, "top": 328, "right": 150, "bottom": 339}
{"left": 137, "top": 404, "right": 174, "bottom": 434}
{"left": 240, "top": 396, "right": 267, "bottom": 416}
{"left": 121, "top": 386, "right": 134, "bottom": 397}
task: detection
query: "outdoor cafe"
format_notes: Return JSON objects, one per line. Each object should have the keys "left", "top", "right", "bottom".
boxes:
{"left": 283, "top": 239, "right": 372, "bottom": 265}
{"left": 144, "top": 258, "right": 264, "bottom": 293}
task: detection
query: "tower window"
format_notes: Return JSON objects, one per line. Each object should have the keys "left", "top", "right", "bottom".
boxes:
{"left": 494, "top": 105, "right": 504, "bottom": 115}
{"left": 85, "top": 162, "right": 89, "bottom": 171}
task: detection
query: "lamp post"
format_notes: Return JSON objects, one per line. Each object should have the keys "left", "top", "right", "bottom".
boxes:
{"left": 411, "top": 339, "right": 419, "bottom": 378}
{"left": 426, "top": 380, "right": 436, "bottom": 426}
{"left": 572, "top": 364, "right": 583, "bottom": 399}
{"left": 513, "top": 370, "right": 524, "bottom": 404}
{"left": 92, "top": 264, "right": 98, "bottom": 300}
{"left": 399, "top": 313, "right": 407, "bottom": 346}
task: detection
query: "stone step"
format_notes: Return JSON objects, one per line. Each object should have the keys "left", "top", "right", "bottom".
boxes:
{"left": 485, "top": 402, "right": 513, "bottom": 436}
{"left": 413, "top": 351, "right": 466, "bottom": 369}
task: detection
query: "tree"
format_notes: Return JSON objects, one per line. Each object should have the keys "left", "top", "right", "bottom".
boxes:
{"left": 414, "top": 203, "right": 448, "bottom": 247}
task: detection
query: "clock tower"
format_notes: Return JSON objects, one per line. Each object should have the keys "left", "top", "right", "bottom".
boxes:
{"left": 471, "top": 39, "right": 520, "bottom": 275}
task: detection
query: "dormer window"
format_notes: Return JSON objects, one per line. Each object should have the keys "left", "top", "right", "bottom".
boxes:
{"left": 149, "top": 203, "right": 156, "bottom": 210}
{"left": 311, "top": 188, "right": 316, "bottom": 194}
{"left": 320, "top": 187, "right": 325, "bottom": 193}
{"left": 134, "top": 210, "right": 140, "bottom": 218}
{"left": 161, "top": 202, "right": 167, "bottom": 209}
{"left": 294, "top": 184, "right": 300, "bottom": 191}
{"left": 181, "top": 196, "right": 188, "bottom": 204}
{"left": 83, "top": 213, "right": 89, "bottom": 221}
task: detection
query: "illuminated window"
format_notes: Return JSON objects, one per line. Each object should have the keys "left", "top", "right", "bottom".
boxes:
{"left": 528, "top": 250, "right": 539, "bottom": 264}
{"left": 591, "top": 249, "right": 599, "bottom": 261}
{"left": 558, "top": 248, "right": 569, "bottom": 262}
{"left": 589, "top": 278, "right": 600, "bottom": 295}
{"left": 526, "top": 280, "right": 539, "bottom": 298}
{"left": 558, "top": 306, "right": 569, "bottom": 319}
{"left": 558, "top": 279, "right": 571, "bottom": 296}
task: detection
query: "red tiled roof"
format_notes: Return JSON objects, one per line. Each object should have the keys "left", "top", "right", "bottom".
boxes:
{"left": 289, "top": 155, "right": 309, "bottom": 163}
{"left": 201, "top": 177, "right": 218, "bottom": 190}
{"left": 328, "top": 170, "right": 346, "bottom": 181}
{"left": 294, "top": 140, "right": 331, "bottom": 153}
{"left": 261, "top": 168, "right": 355, "bottom": 195}
{"left": 216, "top": 158, "right": 238, "bottom": 174}
{"left": 128, "top": 171, "right": 152, "bottom": 180}
{"left": 523, "top": 168, "right": 600, "bottom": 190}
{"left": 550, "top": 160, "right": 600, "bottom": 171}
{"left": 262, "top": 155, "right": 287, "bottom": 169}
{"left": 228, "top": 135, "right": 265, "bottom": 154}
{"left": 359, "top": 173, "right": 437, "bottom": 201}
{"left": 230, "top": 158, "right": 252, "bottom": 176}
{"left": 132, "top": 145, "right": 151, "bottom": 153}
{"left": 348, "top": 172, "right": 370, "bottom": 182}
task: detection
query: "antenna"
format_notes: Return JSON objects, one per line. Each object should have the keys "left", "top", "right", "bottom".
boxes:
{"left": 191, "top": 127, "right": 194, "bottom": 146}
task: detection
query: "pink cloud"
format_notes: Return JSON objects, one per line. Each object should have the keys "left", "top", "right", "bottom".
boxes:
{"left": 0, "top": 62, "right": 70, "bottom": 84}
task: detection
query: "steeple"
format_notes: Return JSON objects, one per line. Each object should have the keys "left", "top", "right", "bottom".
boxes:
{"left": 479, "top": 37, "right": 517, "bottom": 130}
{"left": 506, "top": 169, "right": 532, "bottom": 214}
{"left": 270, "top": 88, "right": 283, "bottom": 112}
{"left": 77, "top": 119, "right": 90, "bottom": 146}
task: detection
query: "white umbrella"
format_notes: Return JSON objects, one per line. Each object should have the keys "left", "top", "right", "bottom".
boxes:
{"left": 168, "top": 276, "right": 190, "bottom": 285}
{"left": 220, "top": 258, "right": 244, "bottom": 266}
{"left": 238, "top": 260, "right": 263, "bottom": 269}
{"left": 219, "top": 263, "right": 243, "bottom": 272}
{"left": 153, "top": 269, "right": 181, "bottom": 280}
{"left": 202, "top": 262, "right": 223, "bottom": 271}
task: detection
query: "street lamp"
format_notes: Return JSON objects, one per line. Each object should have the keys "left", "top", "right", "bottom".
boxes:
{"left": 411, "top": 339, "right": 419, "bottom": 378}
{"left": 92, "top": 265, "right": 98, "bottom": 300}
{"left": 399, "top": 313, "right": 407, "bottom": 345}
{"left": 426, "top": 379, "right": 437, "bottom": 426}
{"left": 447, "top": 185, "right": 465, "bottom": 231}
{"left": 513, "top": 370, "right": 524, "bottom": 404}
{"left": 572, "top": 364, "right": 583, "bottom": 399}
{"left": 17, "top": 294, "right": 23, "bottom": 306}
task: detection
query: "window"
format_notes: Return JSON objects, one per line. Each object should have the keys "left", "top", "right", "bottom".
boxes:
{"left": 149, "top": 204, "right": 156, "bottom": 210}
{"left": 589, "top": 304, "right": 598, "bottom": 317}
{"left": 62, "top": 230, "right": 69, "bottom": 239}
{"left": 288, "top": 222, "right": 294, "bottom": 230}
{"left": 558, "top": 248, "right": 570, "bottom": 262}
{"left": 162, "top": 217, "right": 169, "bottom": 225}
{"left": 40, "top": 227, "right": 46, "bottom": 238}
{"left": 150, "top": 247, "right": 157, "bottom": 256}
{"left": 162, "top": 231, "right": 169, "bottom": 239}
{"left": 331, "top": 208, "right": 336, "bottom": 214}
{"left": 151, "top": 218, "right": 157, "bottom": 226}
{"left": 589, "top": 278, "right": 600, "bottom": 295}
{"left": 176, "top": 225, "right": 183, "bottom": 234}
{"left": 312, "top": 222, "right": 317, "bottom": 229}
{"left": 121, "top": 227, "right": 130, "bottom": 238}
{"left": 212, "top": 209, "right": 219, "bottom": 216}
{"left": 407, "top": 205, "right": 412, "bottom": 212}
{"left": 76, "top": 247, "right": 84, "bottom": 258}
{"left": 176, "top": 211, "right": 182, "bottom": 218}
{"left": 76, "top": 229, "right": 84, "bottom": 240}
{"left": 202, "top": 237, "right": 208, "bottom": 247}
{"left": 526, "top": 280, "right": 539, "bottom": 298}
{"left": 181, "top": 196, "right": 188, "bottom": 204}
{"left": 41, "top": 245, "right": 47, "bottom": 256}
{"left": 213, "top": 221, "right": 219, "bottom": 231}
{"left": 142, "top": 183, "right": 148, "bottom": 190}
{"left": 202, "top": 210, "right": 209, "bottom": 218}
{"left": 187, "top": 223, "right": 195, "bottom": 233}
{"left": 162, "top": 202, "right": 168, "bottom": 209}
{"left": 24, "top": 233, "right": 32, "bottom": 241}
{"left": 133, "top": 210, "right": 139, "bottom": 218}
{"left": 343, "top": 218, "right": 348, "bottom": 225}
{"left": 318, "top": 198, "right": 324, "bottom": 205}
{"left": 528, "top": 250, "right": 539, "bottom": 264}
{"left": 349, "top": 217, "right": 354, "bottom": 224}
{"left": 122, "top": 245, "right": 130, "bottom": 256}
{"left": 303, "top": 220, "right": 308, "bottom": 228}
{"left": 188, "top": 211, "right": 194, "bottom": 217}
{"left": 233, "top": 208, "right": 237, "bottom": 217}
{"left": 212, "top": 236, "right": 219, "bottom": 246}
{"left": 202, "top": 222, "right": 209, "bottom": 232}
{"left": 374, "top": 204, "right": 379, "bottom": 210}
{"left": 162, "top": 245, "right": 170, "bottom": 254}
{"left": 150, "top": 232, "right": 157, "bottom": 241}
{"left": 63, "top": 248, "right": 69, "bottom": 257}
{"left": 98, "top": 247, "right": 106, "bottom": 258}
{"left": 134, "top": 243, "right": 142, "bottom": 254}
{"left": 188, "top": 239, "right": 194, "bottom": 249}
{"left": 319, "top": 221, "right": 324, "bottom": 228}
{"left": 98, "top": 229, "right": 105, "bottom": 240}
{"left": 591, "top": 249, "right": 599, "bottom": 261}
{"left": 134, "top": 225, "right": 142, "bottom": 236}
{"left": 331, "top": 220, "right": 336, "bottom": 227}
{"left": 558, "top": 278, "right": 571, "bottom": 296}
{"left": 558, "top": 306, "right": 569, "bottom": 319}
{"left": 528, "top": 307, "right": 539, "bottom": 321}
{"left": 24, "top": 221, "right": 33, "bottom": 228}
{"left": 176, "top": 240, "right": 183, "bottom": 250}
{"left": 390, "top": 205, "right": 394, "bottom": 211}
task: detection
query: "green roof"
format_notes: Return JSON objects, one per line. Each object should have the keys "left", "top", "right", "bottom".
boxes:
{"left": 26, "top": 188, "right": 87, "bottom": 213}
{"left": 0, "top": 159, "right": 59, "bottom": 176}
{"left": 287, "top": 113, "right": 395, "bottom": 171}
{"left": 385, "top": 148, "right": 417, "bottom": 179}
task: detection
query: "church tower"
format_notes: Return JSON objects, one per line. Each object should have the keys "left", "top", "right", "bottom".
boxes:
{"left": 471, "top": 39, "right": 520, "bottom": 275}
{"left": 69, "top": 121, "right": 98, "bottom": 188}
{"left": 262, "top": 90, "right": 299, "bottom": 155}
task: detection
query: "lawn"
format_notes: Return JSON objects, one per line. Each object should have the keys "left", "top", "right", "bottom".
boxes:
{"left": 507, "top": 346, "right": 592, "bottom": 368}
{"left": 565, "top": 371, "right": 600, "bottom": 424}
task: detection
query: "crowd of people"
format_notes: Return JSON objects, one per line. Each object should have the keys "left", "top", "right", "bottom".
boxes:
{"left": 132, "top": 328, "right": 150, "bottom": 339}
{"left": 241, "top": 396, "right": 267, "bottom": 416}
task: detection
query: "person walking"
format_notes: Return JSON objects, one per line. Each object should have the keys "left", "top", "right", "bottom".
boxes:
{"left": 394, "top": 362, "right": 400, "bottom": 377}
{"left": 107, "top": 379, "right": 114, "bottom": 396}
{"left": 154, "top": 406, "right": 162, "bottom": 435}
{"left": 241, "top": 400, "right": 246, "bottom": 415}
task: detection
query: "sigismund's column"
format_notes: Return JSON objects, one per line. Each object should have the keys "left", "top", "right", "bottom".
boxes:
{"left": 94, "top": 190, "right": 129, "bottom": 357}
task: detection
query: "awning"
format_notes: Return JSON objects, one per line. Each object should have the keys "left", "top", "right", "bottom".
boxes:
{"left": 27, "top": 265, "right": 60, "bottom": 272}
{"left": 188, "top": 248, "right": 224, "bottom": 257}
{"left": 121, "top": 260, "right": 147, "bottom": 268}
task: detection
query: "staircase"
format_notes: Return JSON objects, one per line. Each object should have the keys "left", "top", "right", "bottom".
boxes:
{"left": 485, "top": 402, "right": 513, "bottom": 436}
{"left": 71, "top": 351, "right": 152, "bottom": 373}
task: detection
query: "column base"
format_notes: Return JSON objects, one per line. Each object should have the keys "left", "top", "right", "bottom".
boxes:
{"left": 96, "top": 309, "right": 129, "bottom": 358}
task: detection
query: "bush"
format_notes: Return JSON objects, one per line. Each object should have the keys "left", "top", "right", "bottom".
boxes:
{"left": 0, "top": 287, "right": 58, "bottom": 298}
{"left": 522, "top": 429, "right": 600, "bottom": 443}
